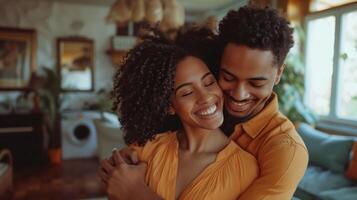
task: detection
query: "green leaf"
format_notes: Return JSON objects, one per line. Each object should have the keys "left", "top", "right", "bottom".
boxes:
{"left": 340, "top": 53, "right": 348, "bottom": 60}
{"left": 274, "top": 24, "right": 316, "bottom": 125}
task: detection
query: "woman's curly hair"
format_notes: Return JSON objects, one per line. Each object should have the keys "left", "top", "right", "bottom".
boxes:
{"left": 112, "top": 27, "right": 219, "bottom": 146}
{"left": 218, "top": 5, "right": 294, "bottom": 67}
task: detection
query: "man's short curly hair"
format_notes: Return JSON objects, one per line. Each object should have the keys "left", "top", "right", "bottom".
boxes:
{"left": 112, "top": 27, "right": 219, "bottom": 146}
{"left": 218, "top": 5, "right": 294, "bottom": 66}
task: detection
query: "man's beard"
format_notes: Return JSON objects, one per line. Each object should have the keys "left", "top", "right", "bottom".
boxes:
{"left": 220, "top": 109, "right": 254, "bottom": 136}
{"left": 220, "top": 94, "right": 273, "bottom": 136}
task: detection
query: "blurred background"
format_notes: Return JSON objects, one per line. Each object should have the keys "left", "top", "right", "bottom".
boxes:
{"left": 0, "top": 0, "right": 356, "bottom": 199}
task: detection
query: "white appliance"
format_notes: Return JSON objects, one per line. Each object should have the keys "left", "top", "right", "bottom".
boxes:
{"left": 61, "top": 111, "right": 101, "bottom": 160}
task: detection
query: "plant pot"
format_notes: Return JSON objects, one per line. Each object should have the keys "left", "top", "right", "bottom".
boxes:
{"left": 48, "top": 148, "right": 62, "bottom": 165}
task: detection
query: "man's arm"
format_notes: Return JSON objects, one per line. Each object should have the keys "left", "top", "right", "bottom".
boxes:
{"left": 238, "top": 135, "right": 308, "bottom": 200}
{"left": 98, "top": 147, "right": 163, "bottom": 200}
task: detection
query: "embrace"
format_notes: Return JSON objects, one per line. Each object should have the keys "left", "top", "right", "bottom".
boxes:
{"left": 99, "top": 5, "right": 308, "bottom": 200}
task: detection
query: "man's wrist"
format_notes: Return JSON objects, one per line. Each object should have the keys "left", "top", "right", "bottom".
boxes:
{"left": 134, "top": 182, "right": 162, "bottom": 200}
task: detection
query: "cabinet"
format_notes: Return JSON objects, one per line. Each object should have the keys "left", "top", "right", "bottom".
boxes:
{"left": 0, "top": 113, "right": 46, "bottom": 168}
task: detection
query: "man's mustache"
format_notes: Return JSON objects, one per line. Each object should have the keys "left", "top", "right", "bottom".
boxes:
{"left": 223, "top": 92, "right": 255, "bottom": 103}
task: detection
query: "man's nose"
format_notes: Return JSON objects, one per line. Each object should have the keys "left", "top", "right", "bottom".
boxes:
{"left": 230, "top": 83, "right": 249, "bottom": 101}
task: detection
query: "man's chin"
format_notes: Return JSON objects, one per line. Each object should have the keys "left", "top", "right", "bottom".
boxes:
{"left": 225, "top": 109, "right": 253, "bottom": 123}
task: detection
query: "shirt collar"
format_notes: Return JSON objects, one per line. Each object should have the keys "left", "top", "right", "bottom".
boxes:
{"left": 237, "top": 92, "right": 279, "bottom": 139}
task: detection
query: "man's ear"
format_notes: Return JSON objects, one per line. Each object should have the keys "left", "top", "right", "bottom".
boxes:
{"left": 167, "top": 105, "right": 176, "bottom": 115}
{"left": 274, "top": 63, "right": 286, "bottom": 85}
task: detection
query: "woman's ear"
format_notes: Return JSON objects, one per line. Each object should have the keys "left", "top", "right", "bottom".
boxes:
{"left": 168, "top": 105, "right": 176, "bottom": 115}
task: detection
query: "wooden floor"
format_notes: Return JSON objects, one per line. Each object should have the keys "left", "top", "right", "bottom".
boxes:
{"left": 12, "top": 158, "right": 106, "bottom": 200}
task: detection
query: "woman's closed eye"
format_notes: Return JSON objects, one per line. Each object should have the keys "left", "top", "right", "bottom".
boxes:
{"left": 180, "top": 91, "right": 193, "bottom": 97}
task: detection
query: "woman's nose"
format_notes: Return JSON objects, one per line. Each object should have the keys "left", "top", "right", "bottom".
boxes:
{"left": 196, "top": 89, "right": 213, "bottom": 105}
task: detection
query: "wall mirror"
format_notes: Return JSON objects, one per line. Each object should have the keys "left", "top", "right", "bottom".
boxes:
{"left": 57, "top": 37, "right": 94, "bottom": 92}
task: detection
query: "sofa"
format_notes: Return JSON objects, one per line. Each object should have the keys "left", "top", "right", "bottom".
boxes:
{"left": 294, "top": 123, "right": 357, "bottom": 200}
{"left": 0, "top": 149, "right": 13, "bottom": 199}
{"left": 93, "top": 112, "right": 126, "bottom": 160}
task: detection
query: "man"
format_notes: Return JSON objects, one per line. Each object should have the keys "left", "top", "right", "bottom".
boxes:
{"left": 99, "top": 5, "right": 308, "bottom": 200}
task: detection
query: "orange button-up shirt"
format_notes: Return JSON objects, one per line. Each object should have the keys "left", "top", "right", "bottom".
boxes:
{"left": 231, "top": 93, "right": 309, "bottom": 200}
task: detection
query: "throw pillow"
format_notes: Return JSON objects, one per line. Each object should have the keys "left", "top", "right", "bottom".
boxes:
{"left": 297, "top": 123, "right": 354, "bottom": 173}
{"left": 345, "top": 141, "right": 357, "bottom": 180}
{"left": 319, "top": 187, "right": 357, "bottom": 200}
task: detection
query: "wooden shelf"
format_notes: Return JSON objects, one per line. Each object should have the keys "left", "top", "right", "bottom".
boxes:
{"left": 106, "top": 49, "right": 128, "bottom": 66}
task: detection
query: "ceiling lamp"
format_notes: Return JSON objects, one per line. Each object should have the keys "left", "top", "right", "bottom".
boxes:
{"left": 145, "top": 0, "right": 164, "bottom": 24}
{"left": 160, "top": 0, "right": 185, "bottom": 31}
{"left": 131, "top": 0, "right": 145, "bottom": 22}
{"left": 106, "top": 0, "right": 185, "bottom": 30}
{"left": 106, "top": 0, "right": 132, "bottom": 26}
{"left": 204, "top": 15, "right": 218, "bottom": 33}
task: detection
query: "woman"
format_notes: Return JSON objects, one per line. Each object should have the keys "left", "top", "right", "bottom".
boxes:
{"left": 108, "top": 29, "right": 258, "bottom": 200}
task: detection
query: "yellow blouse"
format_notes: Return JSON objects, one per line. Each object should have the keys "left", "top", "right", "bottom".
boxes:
{"left": 131, "top": 131, "right": 258, "bottom": 200}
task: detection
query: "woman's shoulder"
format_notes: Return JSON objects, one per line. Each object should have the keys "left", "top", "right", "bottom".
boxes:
{"left": 147, "top": 130, "right": 177, "bottom": 145}
{"left": 132, "top": 131, "right": 178, "bottom": 160}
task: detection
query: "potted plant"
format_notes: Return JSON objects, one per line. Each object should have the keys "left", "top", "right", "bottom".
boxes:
{"left": 28, "top": 67, "right": 62, "bottom": 164}
{"left": 84, "top": 87, "right": 113, "bottom": 121}
{"left": 274, "top": 25, "right": 316, "bottom": 124}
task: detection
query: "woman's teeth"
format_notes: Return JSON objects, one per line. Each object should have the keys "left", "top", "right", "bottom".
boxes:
{"left": 197, "top": 104, "right": 217, "bottom": 116}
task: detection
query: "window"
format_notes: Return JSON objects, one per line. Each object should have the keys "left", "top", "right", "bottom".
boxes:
{"left": 310, "top": 0, "right": 357, "bottom": 12}
{"left": 338, "top": 10, "right": 357, "bottom": 120}
{"left": 304, "top": 3, "right": 357, "bottom": 125}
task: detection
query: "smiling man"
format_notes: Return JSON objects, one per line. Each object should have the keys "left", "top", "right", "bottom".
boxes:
{"left": 217, "top": 6, "right": 308, "bottom": 200}
{"left": 99, "top": 5, "right": 308, "bottom": 200}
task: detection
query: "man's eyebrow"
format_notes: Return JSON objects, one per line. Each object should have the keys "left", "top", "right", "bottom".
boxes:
{"left": 248, "top": 77, "right": 268, "bottom": 81}
{"left": 221, "top": 68, "right": 268, "bottom": 81}
{"left": 220, "top": 68, "right": 235, "bottom": 77}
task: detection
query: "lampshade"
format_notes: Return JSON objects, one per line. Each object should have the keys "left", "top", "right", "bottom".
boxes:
{"left": 204, "top": 15, "right": 218, "bottom": 33}
{"left": 160, "top": 0, "right": 185, "bottom": 31}
{"left": 131, "top": 0, "right": 145, "bottom": 22}
{"left": 107, "top": 0, "right": 185, "bottom": 32}
{"left": 145, "top": 0, "right": 164, "bottom": 24}
{"left": 106, "top": 0, "right": 131, "bottom": 25}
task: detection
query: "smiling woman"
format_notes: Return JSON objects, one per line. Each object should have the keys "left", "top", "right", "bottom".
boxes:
{"left": 112, "top": 28, "right": 222, "bottom": 145}
{"left": 108, "top": 27, "right": 258, "bottom": 199}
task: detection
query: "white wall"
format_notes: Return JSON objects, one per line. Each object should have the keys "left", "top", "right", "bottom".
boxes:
{"left": 0, "top": 0, "right": 116, "bottom": 110}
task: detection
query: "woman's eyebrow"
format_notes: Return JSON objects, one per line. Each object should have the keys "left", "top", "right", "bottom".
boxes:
{"left": 174, "top": 72, "right": 212, "bottom": 94}
{"left": 175, "top": 83, "right": 192, "bottom": 94}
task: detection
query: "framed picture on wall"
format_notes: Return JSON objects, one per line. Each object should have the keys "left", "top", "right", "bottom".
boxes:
{"left": 0, "top": 27, "right": 36, "bottom": 91}
{"left": 57, "top": 36, "right": 94, "bottom": 92}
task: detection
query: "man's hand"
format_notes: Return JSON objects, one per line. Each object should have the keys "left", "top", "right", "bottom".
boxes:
{"left": 98, "top": 147, "right": 139, "bottom": 186}
{"left": 98, "top": 148, "right": 162, "bottom": 200}
{"left": 116, "top": 147, "right": 139, "bottom": 165}
{"left": 99, "top": 149, "right": 147, "bottom": 200}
